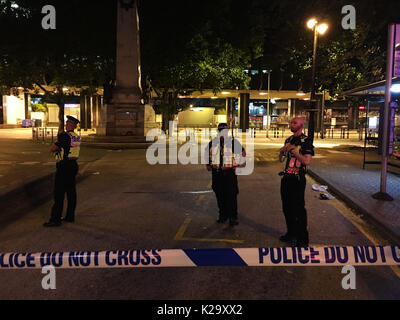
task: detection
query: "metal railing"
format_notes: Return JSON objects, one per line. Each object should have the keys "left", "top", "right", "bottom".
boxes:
{"left": 265, "top": 127, "right": 286, "bottom": 138}
{"left": 324, "top": 126, "right": 350, "bottom": 139}
{"left": 32, "top": 127, "right": 57, "bottom": 142}
{"left": 32, "top": 127, "right": 84, "bottom": 142}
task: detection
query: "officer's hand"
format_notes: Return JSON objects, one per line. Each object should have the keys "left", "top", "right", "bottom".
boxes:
{"left": 286, "top": 144, "right": 296, "bottom": 152}
{"left": 280, "top": 144, "right": 289, "bottom": 153}
{"left": 50, "top": 144, "right": 59, "bottom": 153}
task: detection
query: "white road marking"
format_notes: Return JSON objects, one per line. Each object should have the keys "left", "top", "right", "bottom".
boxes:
{"left": 180, "top": 190, "right": 213, "bottom": 194}
{"left": 313, "top": 155, "right": 327, "bottom": 159}
{"left": 326, "top": 150, "right": 351, "bottom": 154}
{"left": 0, "top": 161, "right": 14, "bottom": 165}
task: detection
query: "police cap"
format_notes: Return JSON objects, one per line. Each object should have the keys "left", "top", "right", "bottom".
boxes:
{"left": 66, "top": 116, "right": 80, "bottom": 125}
{"left": 217, "top": 123, "right": 229, "bottom": 131}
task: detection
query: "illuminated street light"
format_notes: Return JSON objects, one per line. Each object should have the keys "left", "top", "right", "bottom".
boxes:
{"left": 307, "top": 18, "right": 318, "bottom": 29}
{"left": 316, "top": 23, "right": 329, "bottom": 35}
{"left": 306, "top": 18, "right": 329, "bottom": 141}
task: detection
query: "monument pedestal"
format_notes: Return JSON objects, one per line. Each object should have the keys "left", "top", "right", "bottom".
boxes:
{"left": 95, "top": 0, "right": 157, "bottom": 140}
{"left": 97, "top": 103, "right": 156, "bottom": 138}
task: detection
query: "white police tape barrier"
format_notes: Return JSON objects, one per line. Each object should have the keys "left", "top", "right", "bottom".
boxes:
{"left": 0, "top": 246, "right": 399, "bottom": 269}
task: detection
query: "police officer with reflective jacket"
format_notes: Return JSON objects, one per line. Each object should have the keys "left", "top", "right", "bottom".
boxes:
{"left": 44, "top": 116, "right": 81, "bottom": 227}
{"left": 205, "top": 123, "right": 246, "bottom": 226}
{"left": 278, "top": 117, "right": 314, "bottom": 246}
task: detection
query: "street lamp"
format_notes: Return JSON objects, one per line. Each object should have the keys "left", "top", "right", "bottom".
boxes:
{"left": 267, "top": 69, "right": 272, "bottom": 130}
{"left": 306, "top": 18, "right": 328, "bottom": 141}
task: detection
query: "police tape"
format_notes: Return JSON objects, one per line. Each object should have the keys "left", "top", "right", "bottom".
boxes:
{"left": 0, "top": 246, "right": 399, "bottom": 269}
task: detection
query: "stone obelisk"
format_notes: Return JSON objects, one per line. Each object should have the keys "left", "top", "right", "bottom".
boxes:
{"left": 98, "top": 0, "right": 156, "bottom": 138}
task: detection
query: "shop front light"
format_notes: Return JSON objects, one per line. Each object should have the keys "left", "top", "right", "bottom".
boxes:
{"left": 390, "top": 84, "right": 400, "bottom": 93}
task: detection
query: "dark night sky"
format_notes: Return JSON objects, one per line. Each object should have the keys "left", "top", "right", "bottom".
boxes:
{"left": 2, "top": 0, "right": 400, "bottom": 91}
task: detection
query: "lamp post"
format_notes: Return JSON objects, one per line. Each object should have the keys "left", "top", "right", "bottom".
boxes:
{"left": 306, "top": 18, "right": 328, "bottom": 141}
{"left": 267, "top": 69, "right": 271, "bottom": 130}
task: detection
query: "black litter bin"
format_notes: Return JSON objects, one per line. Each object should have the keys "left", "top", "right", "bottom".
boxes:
{"left": 34, "top": 119, "right": 42, "bottom": 127}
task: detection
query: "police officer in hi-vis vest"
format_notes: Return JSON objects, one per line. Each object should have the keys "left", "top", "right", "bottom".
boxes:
{"left": 44, "top": 116, "right": 81, "bottom": 227}
{"left": 205, "top": 123, "right": 246, "bottom": 226}
{"left": 278, "top": 117, "right": 314, "bottom": 246}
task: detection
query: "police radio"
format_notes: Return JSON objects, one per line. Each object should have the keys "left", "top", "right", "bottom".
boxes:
{"left": 55, "top": 150, "right": 62, "bottom": 161}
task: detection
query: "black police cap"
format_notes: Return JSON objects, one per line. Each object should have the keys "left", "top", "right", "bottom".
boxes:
{"left": 66, "top": 116, "right": 80, "bottom": 125}
{"left": 217, "top": 123, "right": 229, "bottom": 131}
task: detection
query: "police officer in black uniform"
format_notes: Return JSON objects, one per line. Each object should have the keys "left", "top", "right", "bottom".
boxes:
{"left": 278, "top": 117, "right": 314, "bottom": 246}
{"left": 44, "top": 116, "right": 81, "bottom": 227}
{"left": 205, "top": 123, "right": 246, "bottom": 226}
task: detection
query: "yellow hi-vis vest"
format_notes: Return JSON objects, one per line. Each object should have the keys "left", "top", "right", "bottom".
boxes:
{"left": 59, "top": 131, "right": 81, "bottom": 161}
{"left": 209, "top": 138, "right": 244, "bottom": 169}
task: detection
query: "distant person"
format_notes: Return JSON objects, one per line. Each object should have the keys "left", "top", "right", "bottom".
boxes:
{"left": 205, "top": 123, "right": 246, "bottom": 226}
{"left": 278, "top": 117, "right": 314, "bottom": 246}
{"left": 43, "top": 116, "right": 81, "bottom": 227}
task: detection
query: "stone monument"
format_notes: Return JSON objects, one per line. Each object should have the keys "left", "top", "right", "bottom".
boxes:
{"left": 97, "top": 0, "right": 156, "bottom": 138}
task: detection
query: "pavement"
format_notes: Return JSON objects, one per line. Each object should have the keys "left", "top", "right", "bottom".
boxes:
{"left": 0, "top": 128, "right": 400, "bottom": 299}
{"left": 308, "top": 143, "right": 400, "bottom": 244}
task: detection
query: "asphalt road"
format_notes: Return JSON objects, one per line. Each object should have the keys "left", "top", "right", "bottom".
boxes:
{"left": 0, "top": 136, "right": 106, "bottom": 194}
{"left": 0, "top": 139, "right": 399, "bottom": 300}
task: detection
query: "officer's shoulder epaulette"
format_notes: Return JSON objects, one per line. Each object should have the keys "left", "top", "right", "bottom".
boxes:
{"left": 300, "top": 133, "right": 309, "bottom": 141}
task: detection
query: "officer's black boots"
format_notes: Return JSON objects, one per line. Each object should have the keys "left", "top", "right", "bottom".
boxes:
{"left": 43, "top": 221, "right": 61, "bottom": 227}
{"left": 61, "top": 216, "right": 74, "bottom": 223}
{"left": 279, "top": 233, "right": 294, "bottom": 242}
{"left": 229, "top": 218, "right": 238, "bottom": 226}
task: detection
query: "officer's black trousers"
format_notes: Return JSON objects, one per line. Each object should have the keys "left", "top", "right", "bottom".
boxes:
{"left": 212, "top": 169, "right": 238, "bottom": 221}
{"left": 280, "top": 174, "right": 309, "bottom": 243}
{"left": 50, "top": 160, "right": 78, "bottom": 222}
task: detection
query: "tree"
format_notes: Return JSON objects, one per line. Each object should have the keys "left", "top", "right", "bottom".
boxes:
{"left": 140, "top": 0, "right": 262, "bottom": 131}
{"left": 257, "top": 0, "right": 400, "bottom": 95}
{"left": 0, "top": 0, "right": 116, "bottom": 130}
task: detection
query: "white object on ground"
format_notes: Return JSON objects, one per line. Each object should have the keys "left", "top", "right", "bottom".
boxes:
{"left": 320, "top": 192, "right": 335, "bottom": 200}
{"left": 312, "top": 184, "right": 328, "bottom": 192}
